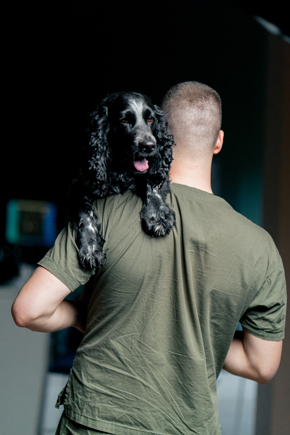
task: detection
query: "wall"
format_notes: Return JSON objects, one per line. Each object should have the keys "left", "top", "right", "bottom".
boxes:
{"left": 256, "top": 32, "right": 290, "bottom": 435}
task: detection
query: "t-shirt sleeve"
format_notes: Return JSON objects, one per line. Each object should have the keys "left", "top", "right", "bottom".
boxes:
{"left": 38, "top": 223, "right": 95, "bottom": 291}
{"left": 240, "top": 240, "right": 287, "bottom": 341}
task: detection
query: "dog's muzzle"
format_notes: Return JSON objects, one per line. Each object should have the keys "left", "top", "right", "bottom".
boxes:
{"left": 133, "top": 138, "right": 156, "bottom": 172}
{"left": 139, "top": 139, "right": 156, "bottom": 155}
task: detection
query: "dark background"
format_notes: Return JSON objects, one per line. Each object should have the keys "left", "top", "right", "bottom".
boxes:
{"left": 2, "top": 0, "right": 289, "bottom": 253}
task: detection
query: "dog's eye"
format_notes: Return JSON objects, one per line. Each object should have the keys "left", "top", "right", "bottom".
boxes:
{"left": 147, "top": 116, "right": 154, "bottom": 123}
{"left": 121, "top": 118, "right": 128, "bottom": 124}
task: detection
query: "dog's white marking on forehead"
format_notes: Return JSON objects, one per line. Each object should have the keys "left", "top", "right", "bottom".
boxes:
{"left": 129, "top": 98, "right": 144, "bottom": 114}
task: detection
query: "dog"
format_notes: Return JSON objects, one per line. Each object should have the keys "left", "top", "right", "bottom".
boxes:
{"left": 69, "top": 91, "right": 176, "bottom": 270}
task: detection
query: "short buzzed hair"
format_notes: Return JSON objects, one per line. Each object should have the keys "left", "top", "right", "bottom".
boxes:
{"left": 161, "top": 81, "right": 222, "bottom": 158}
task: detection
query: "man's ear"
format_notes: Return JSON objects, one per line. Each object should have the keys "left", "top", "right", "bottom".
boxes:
{"left": 213, "top": 130, "right": 224, "bottom": 155}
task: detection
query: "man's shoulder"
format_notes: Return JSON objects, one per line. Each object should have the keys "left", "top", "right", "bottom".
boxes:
{"left": 93, "top": 190, "right": 142, "bottom": 211}
{"left": 92, "top": 190, "right": 142, "bottom": 235}
{"left": 170, "top": 183, "right": 275, "bottom": 249}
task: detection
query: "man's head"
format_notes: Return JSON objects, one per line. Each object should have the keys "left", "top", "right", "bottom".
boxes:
{"left": 161, "top": 81, "right": 223, "bottom": 161}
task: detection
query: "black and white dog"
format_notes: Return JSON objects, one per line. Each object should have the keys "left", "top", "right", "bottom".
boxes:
{"left": 69, "top": 91, "right": 176, "bottom": 270}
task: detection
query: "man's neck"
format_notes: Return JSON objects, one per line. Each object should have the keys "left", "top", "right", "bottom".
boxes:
{"left": 169, "top": 159, "right": 213, "bottom": 194}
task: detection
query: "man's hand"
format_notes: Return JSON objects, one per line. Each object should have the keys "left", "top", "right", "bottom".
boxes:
{"left": 223, "top": 327, "right": 283, "bottom": 384}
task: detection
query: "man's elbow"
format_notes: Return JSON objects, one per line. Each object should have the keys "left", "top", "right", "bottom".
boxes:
{"left": 11, "top": 301, "right": 32, "bottom": 328}
{"left": 257, "top": 373, "right": 273, "bottom": 385}
{"left": 11, "top": 300, "right": 44, "bottom": 329}
{"left": 256, "top": 364, "right": 280, "bottom": 385}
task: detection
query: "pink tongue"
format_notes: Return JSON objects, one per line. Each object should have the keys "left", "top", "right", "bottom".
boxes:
{"left": 134, "top": 159, "right": 149, "bottom": 172}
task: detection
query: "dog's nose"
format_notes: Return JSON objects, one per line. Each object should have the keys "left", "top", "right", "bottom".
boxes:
{"left": 139, "top": 139, "right": 156, "bottom": 154}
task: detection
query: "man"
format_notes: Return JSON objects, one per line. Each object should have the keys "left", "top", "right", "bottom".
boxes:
{"left": 12, "top": 81, "right": 287, "bottom": 434}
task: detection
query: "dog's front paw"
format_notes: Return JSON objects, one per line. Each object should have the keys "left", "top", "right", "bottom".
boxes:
{"left": 141, "top": 204, "right": 176, "bottom": 237}
{"left": 78, "top": 245, "right": 107, "bottom": 270}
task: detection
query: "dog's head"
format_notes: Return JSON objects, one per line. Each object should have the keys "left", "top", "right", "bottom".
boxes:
{"left": 86, "top": 91, "right": 175, "bottom": 182}
{"left": 105, "top": 92, "right": 158, "bottom": 173}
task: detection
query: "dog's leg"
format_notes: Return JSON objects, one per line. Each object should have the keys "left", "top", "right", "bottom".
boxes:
{"left": 76, "top": 199, "right": 107, "bottom": 270}
{"left": 140, "top": 180, "right": 176, "bottom": 237}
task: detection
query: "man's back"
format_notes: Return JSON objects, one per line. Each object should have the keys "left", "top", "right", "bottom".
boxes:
{"left": 41, "top": 184, "right": 286, "bottom": 434}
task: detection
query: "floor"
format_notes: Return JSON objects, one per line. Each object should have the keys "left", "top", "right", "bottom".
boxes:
{"left": 40, "top": 370, "right": 258, "bottom": 434}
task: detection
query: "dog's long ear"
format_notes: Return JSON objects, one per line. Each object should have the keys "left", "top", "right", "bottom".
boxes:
{"left": 85, "top": 101, "right": 111, "bottom": 190}
{"left": 153, "top": 104, "right": 175, "bottom": 176}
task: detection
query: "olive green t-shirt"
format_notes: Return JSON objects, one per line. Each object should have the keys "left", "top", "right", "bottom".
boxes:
{"left": 39, "top": 184, "right": 287, "bottom": 435}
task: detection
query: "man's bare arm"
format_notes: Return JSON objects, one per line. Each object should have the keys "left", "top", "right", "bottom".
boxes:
{"left": 11, "top": 266, "right": 87, "bottom": 333}
{"left": 223, "top": 328, "right": 283, "bottom": 384}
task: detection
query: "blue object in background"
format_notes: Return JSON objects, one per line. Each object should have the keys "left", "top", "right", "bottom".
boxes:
{"left": 6, "top": 200, "right": 57, "bottom": 248}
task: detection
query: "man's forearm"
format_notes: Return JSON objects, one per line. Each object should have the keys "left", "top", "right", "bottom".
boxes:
{"left": 12, "top": 267, "right": 89, "bottom": 334}
{"left": 12, "top": 300, "right": 84, "bottom": 333}
{"left": 223, "top": 330, "right": 282, "bottom": 384}
{"left": 223, "top": 337, "right": 263, "bottom": 383}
